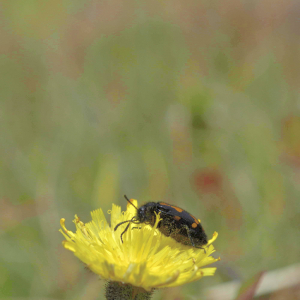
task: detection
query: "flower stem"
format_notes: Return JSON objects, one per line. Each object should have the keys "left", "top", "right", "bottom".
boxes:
{"left": 105, "top": 281, "right": 154, "bottom": 300}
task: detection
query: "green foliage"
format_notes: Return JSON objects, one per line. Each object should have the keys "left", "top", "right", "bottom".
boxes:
{"left": 1, "top": 1, "right": 300, "bottom": 299}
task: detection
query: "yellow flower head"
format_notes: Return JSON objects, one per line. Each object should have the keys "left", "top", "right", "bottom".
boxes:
{"left": 59, "top": 200, "right": 219, "bottom": 291}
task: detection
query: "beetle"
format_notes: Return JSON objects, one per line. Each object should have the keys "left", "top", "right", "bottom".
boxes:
{"left": 114, "top": 195, "right": 208, "bottom": 249}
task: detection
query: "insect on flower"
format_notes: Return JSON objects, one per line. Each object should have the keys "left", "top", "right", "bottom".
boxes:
{"left": 59, "top": 200, "right": 219, "bottom": 291}
{"left": 114, "top": 196, "right": 208, "bottom": 249}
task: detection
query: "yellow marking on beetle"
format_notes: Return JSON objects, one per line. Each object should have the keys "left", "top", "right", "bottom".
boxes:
{"left": 171, "top": 205, "right": 183, "bottom": 213}
{"left": 192, "top": 222, "right": 197, "bottom": 228}
{"left": 174, "top": 215, "right": 181, "bottom": 221}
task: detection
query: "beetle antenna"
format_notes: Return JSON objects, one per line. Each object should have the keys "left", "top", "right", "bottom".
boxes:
{"left": 124, "top": 195, "right": 138, "bottom": 210}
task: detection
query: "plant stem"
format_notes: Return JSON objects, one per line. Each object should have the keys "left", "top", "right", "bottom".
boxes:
{"left": 105, "top": 281, "right": 154, "bottom": 300}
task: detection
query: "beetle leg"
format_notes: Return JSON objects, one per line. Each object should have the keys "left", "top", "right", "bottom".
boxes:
{"left": 120, "top": 220, "right": 140, "bottom": 242}
{"left": 195, "top": 244, "right": 206, "bottom": 253}
{"left": 131, "top": 226, "right": 142, "bottom": 230}
{"left": 114, "top": 220, "right": 131, "bottom": 231}
{"left": 120, "top": 222, "right": 131, "bottom": 243}
{"left": 115, "top": 216, "right": 139, "bottom": 243}
{"left": 114, "top": 216, "right": 137, "bottom": 231}
{"left": 196, "top": 245, "right": 206, "bottom": 254}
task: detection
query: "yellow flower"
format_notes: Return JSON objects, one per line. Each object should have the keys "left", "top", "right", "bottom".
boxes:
{"left": 59, "top": 200, "right": 219, "bottom": 292}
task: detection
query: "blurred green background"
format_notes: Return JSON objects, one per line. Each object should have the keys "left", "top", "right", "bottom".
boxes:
{"left": 1, "top": 0, "right": 300, "bottom": 299}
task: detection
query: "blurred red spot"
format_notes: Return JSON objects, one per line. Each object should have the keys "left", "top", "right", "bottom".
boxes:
{"left": 193, "top": 168, "right": 222, "bottom": 193}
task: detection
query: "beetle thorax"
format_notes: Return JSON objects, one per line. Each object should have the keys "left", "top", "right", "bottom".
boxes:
{"left": 137, "top": 203, "right": 157, "bottom": 223}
